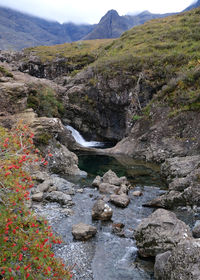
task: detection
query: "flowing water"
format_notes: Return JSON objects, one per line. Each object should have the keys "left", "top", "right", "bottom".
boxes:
{"left": 66, "top": 125, "right": 105, "bottom": 148}
{"left": 33, "top": 152, "right": 167, "bottom": 280}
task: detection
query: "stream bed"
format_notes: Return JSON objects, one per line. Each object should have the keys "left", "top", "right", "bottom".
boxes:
{"left": 33, "top": 154, "right": 169, "bottom": 280}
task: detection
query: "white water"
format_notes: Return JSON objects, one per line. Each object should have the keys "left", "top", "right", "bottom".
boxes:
{"left": 66, "top": 125, "right": 104, "bottom": 148}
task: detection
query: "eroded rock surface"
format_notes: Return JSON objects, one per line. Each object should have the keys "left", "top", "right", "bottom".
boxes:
{"left": 92, "top": 199, "right": 113, "bottom": 221}
{"left": 154, "top": 239, "right": 200, "bottom": 280}
{"left": 135, "top": 209, "right": 192, "bottom": 257}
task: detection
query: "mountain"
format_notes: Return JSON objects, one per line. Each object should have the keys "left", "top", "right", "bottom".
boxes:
{"left": 83, "top": 10, "right": 175, "bottom": 40}
{"left": 183, "top": 0, "right": 200, "bottom": 11}
{"left": 0, "top": 6, "right": 94, "bottom": 50}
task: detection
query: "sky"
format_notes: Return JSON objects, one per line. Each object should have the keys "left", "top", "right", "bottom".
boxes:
{"left": 0, "top": 0, "right": 197, "bottom": 24}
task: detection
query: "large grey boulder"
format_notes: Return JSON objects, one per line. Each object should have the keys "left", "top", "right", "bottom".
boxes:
{"left": 72, "top": 223, "right": 97, "bottom": 241}
{"left": 99, "top": 183, "right": 120, "bottom": 194}
{"left": 110, "top": 194, "right": 130, "bottom": 208}
{"left": 154, "top": 239, "right": 200, "bottom": 280}
{"left": 92, "top": 199, "right": 113, "bottom": 221}
{"left": 45, "top": 191, "right": 73, "bottom": 206}
{"left": 102, "top": 170, "right": 128, "bottom": 186}
{"left": 135, "top": 209, "right": 192, "bottom": 257}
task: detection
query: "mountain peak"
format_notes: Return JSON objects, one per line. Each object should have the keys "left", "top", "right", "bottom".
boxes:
{"left": 183, "top": 0, "right": 200, "bottom": 11}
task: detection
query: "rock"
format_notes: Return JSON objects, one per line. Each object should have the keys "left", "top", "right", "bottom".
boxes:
{"left": 132, "top": 191, "right": 143, "bottom": 197}
{"left": 35, "top": 180, "right": 52, "bottom": 193}
{"left": 117, "top": 184, "right": 129, "bottom": 195}
{"left": 135, "top": 209, "right": 192, "bottom": 257}
{"left": 32, "top": 192, "right": 43, "bottom": 202}
{"left": 45, "top": 191, "right": 73, "bottom": 206}
{"left": 161, "top": 155, "right": 200, "bottom": 182}
{"left": 99, "top": 183, "right": 120, "bottom": 194}
{"left": 154, "top": 251, "right": 172, "bottom": 280}
{"left": 102, "top": 170, "right": 128, "bottom": 186}
{"left": 112, "top": 223, "right": 125, "bottom": 237}
{"left": 92, "top": 199, "right": 113, "bottom": 220}
{"left": 72, "top": 223, "right": 97, "bottom": 241}
{"left": 76, "top": 189, "right": 84, "bottom": 193}
{"left": 154, "top": 239, "right": 200, "bottom": 280}
{"left": 110, "top": 194, "right": 130, "bottom": 208}
{"left": 92, "top": 175, "right": 101, "bottom": 187}
{"left": 146, "top": 167, "right": 200, "bottom": 209}
{"left": 48, "top": 143, "right": 82, "bottom": 175}
{"left": 32, "top": 171, "right": 49, "bottom": 183}
{"left": 192, "top": 220, "right": 200, "bottom": 238}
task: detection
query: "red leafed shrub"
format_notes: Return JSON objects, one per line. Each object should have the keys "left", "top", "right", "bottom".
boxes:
{"left": 0, "top": 122, "right": 73, "bottom": 280}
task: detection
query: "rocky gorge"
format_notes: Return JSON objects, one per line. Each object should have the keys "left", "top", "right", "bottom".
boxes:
{"left": 1, "top": 7, "right": 200, "bottom": 280}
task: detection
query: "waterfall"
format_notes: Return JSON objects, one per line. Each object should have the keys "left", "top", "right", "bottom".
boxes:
{"left": 66, "top": 125, "right": 104, "bottom": 148}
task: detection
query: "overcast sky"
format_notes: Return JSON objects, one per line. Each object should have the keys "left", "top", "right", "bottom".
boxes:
{"left": 0, "top": 0, "right": 196, "bottom": 24}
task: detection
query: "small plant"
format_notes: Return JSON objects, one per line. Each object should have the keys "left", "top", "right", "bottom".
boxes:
{"left": 132, "top": 115, "right": 142, "bottom": 121}
{"left": 0, "top": 66, "right": 13, "bottom": 78}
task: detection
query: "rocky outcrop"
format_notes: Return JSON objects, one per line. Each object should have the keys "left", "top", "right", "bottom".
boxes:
{"left": 107, "top": 107, "right": 200, "bottom": 162}
{"left": 92, "top": 199, "right": 113, "bottom": 221}
{"left": 154, "top": 239, "right": 200, "bottom": 280}
{"left": 192, "top": 221, "right": 200, "bottom": 238}
{"left": 72, "top": 223, "right": 97, "bottom": 241}
{"left": 145, "top": 156, "right": 200, "bottom": 209}
{"left": 134, "top": 209, "right": 192, "bottom": 257}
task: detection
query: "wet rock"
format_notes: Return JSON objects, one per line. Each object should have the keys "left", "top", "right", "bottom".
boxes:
{"left": 92, "top": 199, "right": 113, "bottom": 220}
{"left": 32, "top": 192, "right": 43, "bottom": 202}
{"left": 117, "top": 184, "right": 129, "bottom": 195}
{"left": 110, "top": 194, "right": 130, "bottom": 208}
{"left": 102, "top": 170, "right": 128, "bottom": 186}
{"left": 154, "top": 239, "right": 200, "bottom": 280}
{"left": 135, "top": 209, "right": 192, "bottom": 257}
{"left": 45, "top": 191, "right": 73, "bottom": 206}
{"left": 72, "top": 223, "right": 97, "bottom": 241}
{"left": 132, "top": 191, "right": 143, "bottom": 197}
{"left": 99, "top": 183, "right": 120, "bottom": 194}
{"left": 76, "top": 189, "right": 84, "bottom": 193}
{"left": 192, "top": 221, "right": 200, "bottom": 238}
{"left": 112, "top": 223, "right": 125, "bottom": 237}
{"left": 92, "top": 175, "right": 101, "bottom": 187}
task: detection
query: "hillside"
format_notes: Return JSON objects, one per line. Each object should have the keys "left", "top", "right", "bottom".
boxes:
{"left": 0, "top": 6, "right": 94, "bottom": 50}
{"left": 0, "top": 6, "right": 174, "bottom": 50}
{"left": 15, "top": 7, "right": 200, "bottom": 150}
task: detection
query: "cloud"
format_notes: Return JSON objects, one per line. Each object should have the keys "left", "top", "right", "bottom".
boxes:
{"left": 0, "top": 0, "right": 196, "bottom": 24}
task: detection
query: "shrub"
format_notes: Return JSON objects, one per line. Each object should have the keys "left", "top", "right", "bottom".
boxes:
{"left": 0, "top": 123, "right": 72, "bottom": 280}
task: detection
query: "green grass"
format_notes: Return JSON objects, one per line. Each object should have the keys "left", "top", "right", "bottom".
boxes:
{"left": 0, "top": 65, "right": 13, "bottom": 77}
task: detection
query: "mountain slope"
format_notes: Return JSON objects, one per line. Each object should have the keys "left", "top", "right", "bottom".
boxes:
{"left": 84, "top": 10, "right": 175, "bottom": 40}
{"left": 0, "top": 6, "right": 94, "bottom": 50}
{"left": 183, "top": 0, "right": 200, "bottom": 11}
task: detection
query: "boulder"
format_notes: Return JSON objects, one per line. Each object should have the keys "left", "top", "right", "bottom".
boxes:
{"left": 192, "top": 221, "right": 200, "bottom": 238}
{"left": 92, "top": 175, "right": 101, "bottom": 187}
{"left": 99, "top": 183, "right": 120, "bottom": 194}
{"left": 135, "top": 209, "right": 192, "bottom": 257}
{"left": 132, "top": 191, "right": 143, "bottom": 197}
{"left": 92, "top": 199, "right": 113, "bottom": 220}
{"left": 112, "top": 223, "right": 125, "bottom": 237}
{"left": 72, "top": 223, "right": 97, "bottom": 241}
{"left": 161, "top": 155, "right": 200, "bottom": 182}
{"left": 154, "top": 239, "right": 200, "bottom": 280}
{"left": 102, "top": 170, "right": 128, "bottom": 186}
{"left": 110, "top": 194, "right": 130, "bottom": 208}
{"left": 45, "top": 191, "right": 73, "bottom": 206}
{"left": 31, "top": 192, "right": 43, "bottom": 202}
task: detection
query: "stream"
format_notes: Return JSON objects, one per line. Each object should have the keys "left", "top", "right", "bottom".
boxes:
{"left": 33, "top": 152, "right": 167, "bottom": 280}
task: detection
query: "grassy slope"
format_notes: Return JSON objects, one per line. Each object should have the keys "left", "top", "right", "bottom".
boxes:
{"left": 24, "top": 8, "right": 200, "bottom": 114}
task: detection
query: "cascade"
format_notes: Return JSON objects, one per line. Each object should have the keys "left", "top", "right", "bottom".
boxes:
{"left": 66, "top": 125, "right": 104, "bottom": 147}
